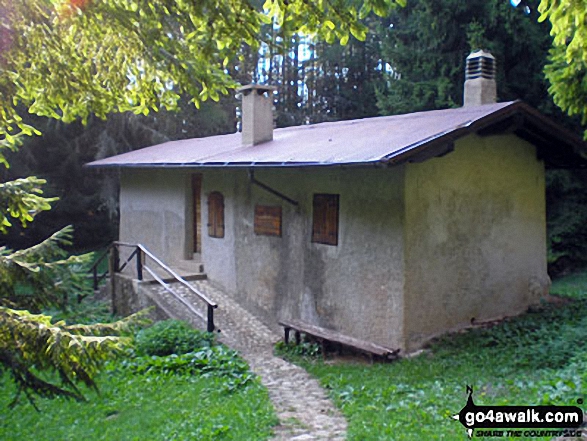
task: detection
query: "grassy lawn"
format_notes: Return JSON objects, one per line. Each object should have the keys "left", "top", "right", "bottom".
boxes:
{"left": 0, "top": 305, "right": 277, "bottom": 441}
{"left": 280, "top": 272, "right": 587, "bottom": 440}
{"left": 0, "top": 371, "right": 276, "bottom": 441}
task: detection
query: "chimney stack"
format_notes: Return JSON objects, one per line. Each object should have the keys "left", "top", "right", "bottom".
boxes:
{"left": 463, "top": 50, "right": 496, "bottom": 106}
{"left": 237, "top": 84, "right": 276, "bottom": 146}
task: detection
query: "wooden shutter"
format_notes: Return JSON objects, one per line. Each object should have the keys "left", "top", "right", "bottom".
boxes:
{"left": 254, "top": 206, "right": 282, "bottom": 237}
{"left": 312, "top": 194, "right": 339, "bottom": 246}
{"left": 207, "top": 192, "right": 225, "bottom": 238}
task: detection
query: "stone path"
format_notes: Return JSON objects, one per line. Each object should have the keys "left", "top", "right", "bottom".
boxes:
{"left": 148, "top": 279, "right": 348, "bottom": 440}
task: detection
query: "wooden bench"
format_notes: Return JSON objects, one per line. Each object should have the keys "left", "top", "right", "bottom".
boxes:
{"left": 278, "top": 318, "right": 400, "bottom": 361}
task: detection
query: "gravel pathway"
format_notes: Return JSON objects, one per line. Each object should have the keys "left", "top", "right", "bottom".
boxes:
{"left": 147, "top": 279, "right": 348, "bottom": 440}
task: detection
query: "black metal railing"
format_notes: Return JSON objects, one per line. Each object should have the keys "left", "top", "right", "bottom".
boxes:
{"left": 90, "top": 242, "right": 217, "bottom": 332}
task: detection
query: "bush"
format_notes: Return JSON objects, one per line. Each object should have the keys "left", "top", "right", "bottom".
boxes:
{"left": 135, "top": 320, "right": 215, "bottom": 356}
{"left": 120, "top": 345, "right": 255, "bottom": 390}
{"left": 124, "top": 322, "right": 255, "bottom": 391}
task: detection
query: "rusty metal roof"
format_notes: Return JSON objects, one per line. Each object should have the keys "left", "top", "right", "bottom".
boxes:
{"left": 86, "top": 101, "right": 586, "bottom": 169}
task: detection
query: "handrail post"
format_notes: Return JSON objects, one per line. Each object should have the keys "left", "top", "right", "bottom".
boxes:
{"left": 113, "top": 245, "right": 120, "bottom": 273}
{"left": 92, "top": 266, "right": 98, "bottom": 291}
{"left": 207, "top": 305, "right": 215, "bottom": 333}
{"left": 136, "top": 247, "right": 143, "bottom": 281}
{"left": 108, "top": 244, "right": 117, "bottom": 315}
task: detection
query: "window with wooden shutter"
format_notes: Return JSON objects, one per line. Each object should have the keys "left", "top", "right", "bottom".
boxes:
{"left": 254, "top": 205, "right": 282, "bottom": 237}
{"left": 312, "top": 194, "right": 339, "bottom": 246}
{"left": 207, "top": 192, "right": 225, "bottom": 238}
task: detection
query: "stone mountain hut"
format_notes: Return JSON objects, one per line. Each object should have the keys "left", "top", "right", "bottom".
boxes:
{"left": 87, "top": 51, "right": 587, "bottom": 352}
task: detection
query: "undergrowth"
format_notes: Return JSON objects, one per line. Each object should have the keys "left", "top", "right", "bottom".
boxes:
{"left": 274, "top": 340, "right": 321, "bottom": 358}
{"left": 134, "top": 319, "right": 216, "bottom": 356}
{"left": 0, "top": 317, "right": 277, "bottom": 440}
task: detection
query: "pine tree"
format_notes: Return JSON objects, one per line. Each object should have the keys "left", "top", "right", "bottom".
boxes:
{"left": 376, "top": 0, "right": 553, "bottom": 115}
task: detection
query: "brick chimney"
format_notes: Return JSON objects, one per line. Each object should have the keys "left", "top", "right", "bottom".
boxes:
{"left": 463, "top": 50, "right": 496, "bottom": 106}
{"left": 237, "top": 84, "right": 276, "bottom": 146}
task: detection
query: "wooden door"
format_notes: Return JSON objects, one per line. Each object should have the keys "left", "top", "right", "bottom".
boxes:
{"left": 192, "top": 175, "right": 202, "bottom": 253}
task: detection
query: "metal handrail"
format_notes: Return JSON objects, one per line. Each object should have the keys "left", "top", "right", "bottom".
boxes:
{"left": 88, "top": 245, "right": 113, "bottom": 290}
{"left": 143, "top": 265, "right": 206, "bottom": 322}
{"left": 134, "top": 244, "right": 217, "bottom": 308}
{"left": 91, "top": 241, "right": 217, "bottom": 332}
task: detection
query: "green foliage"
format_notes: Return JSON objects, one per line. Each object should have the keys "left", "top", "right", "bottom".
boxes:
{"left": 437, "top": 299, "right": 587, "bottom": 370}
{"left": 0, "top": 0, "right": 405, "bottom": 152}
{"left": 545, "top": 169, "right": 587, "bottom": 273}
{"left": 0, "top": 358, "right": 277, "bottom": 440}
{"left": 283, "top": 271, "right": 587, "bottom": 440}
{"left": 46, "top": 298, "right": 113, "bottom": 325}
{"left": 0, "top": 0, "right": 408, "bottom": 411}
{"left": 376, "top": 0, "right": 553, "bottom": 115}
{"left": 549, "top": 270, "right": 587, "bottom": 299}
{"left": 134, "top": 319, "right": 215, "bottom": 357}
{"left": 0, "top": 226, "right": 151, "bottom": 406}
{"left": 0, "top": 226, "right": 93, "bottom": 311}
{"left": 0, "top": 1, "right": 407, "bottom": 253}
{"left": 130, "top": 320, "right": 254, "bottom": 391}
{"left": 466, "top": 20, "right": 489, "bottom": 51}
{"left": 0, "top": 307, "right": 146, "bottom": 408}
{"left": 539, "top": 0, "right": 587, "bottom": 131}
{"left": 0, "top": 177, "right": 55, "bottom": 234}
{"left": 274, "top": 340, "right": 321, "bottom": 358}
{"left": 122, "top": 346, "right": 255, "bottom": 391}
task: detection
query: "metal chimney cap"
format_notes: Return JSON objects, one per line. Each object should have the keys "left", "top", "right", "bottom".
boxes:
{"left": 466, "top": 50, "right": 496, "bottom": 81}
{"left": 466, "top": 49, "right": 495, "bottom": 60}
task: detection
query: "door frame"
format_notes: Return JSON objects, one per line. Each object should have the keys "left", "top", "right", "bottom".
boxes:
{"left": 192, "top": 174, "right": 202, "bottom": 254}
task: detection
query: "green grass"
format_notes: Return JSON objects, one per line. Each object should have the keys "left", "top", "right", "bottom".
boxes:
{"left": 280, "top": 272, "right": 587, "bottom": 440}
{"left": 0, "top": 365, "right": 276, "bottom": 441}
{"left": 548, "top": 271, "right": 587, "bottom": 299}
{"left": 0, "top": 309, "right": 278, "bottom": 441}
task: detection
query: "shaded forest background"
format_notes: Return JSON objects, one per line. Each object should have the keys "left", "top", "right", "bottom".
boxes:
{"left": 2, "top": 0, "right": 586, "bottom": 275}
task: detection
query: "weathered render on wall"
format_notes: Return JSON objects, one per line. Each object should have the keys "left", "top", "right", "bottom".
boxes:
{"left": 200, "top": 170, "right": 240, "bottom": 294}
{"left": 119, "top": 169, "right": 191, "bottom": 265}
{"left": 201, "top": 167, "right": 406, "bottom": 349}
{"left": 402, "top": 134, "right": 548, "bottom": 350}
{"left": 117, "top": 133, "right": 549, "bottom": 352}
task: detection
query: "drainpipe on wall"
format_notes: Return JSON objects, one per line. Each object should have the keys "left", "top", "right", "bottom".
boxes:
{"left": 248, "top": 170, "right": 299, "bottom": 206}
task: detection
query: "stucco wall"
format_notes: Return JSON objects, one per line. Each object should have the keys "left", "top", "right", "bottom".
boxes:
{"left": 200, "top": 171, "right": 239, "bottom": 293}
{"left": 117, "top": 133, "right": 548, "bottom": 352}
{"left": 403, "top": 134, "right": 548, "bottom": 351}
{"left": 119, "top": 169, "right": 191, "bottom": 265}
{"left": 201, "top": 168, "right": 406, "bottom": 349}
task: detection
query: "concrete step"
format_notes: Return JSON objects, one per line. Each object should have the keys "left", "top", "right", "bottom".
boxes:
{"left": 144, "top": 273, "right": 207, "bottom": 284}
{"left": 142, "top": 259, "right": 206, "bottom": 284}
{"left": 143, "top": 282, "right": 209, "bottom": 330}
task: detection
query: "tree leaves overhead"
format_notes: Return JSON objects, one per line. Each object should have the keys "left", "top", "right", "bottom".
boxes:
{"left": 0, "top": 177, "right": 55, "bottom": 233}
{"left": 539, "top": 0, "right": 587, "bottom": 129}
{"left": 1, "top": 0, "right": 404, "bottom": 151}
{"left": 4, "top": 0, "right": 255, "bottom": 127}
